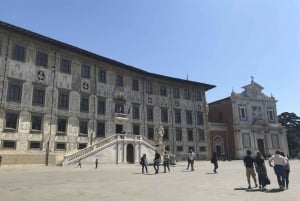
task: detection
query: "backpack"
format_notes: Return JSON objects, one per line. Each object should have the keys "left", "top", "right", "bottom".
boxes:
{"left": 140, "top": 157, "right": 143, "bottom": 165}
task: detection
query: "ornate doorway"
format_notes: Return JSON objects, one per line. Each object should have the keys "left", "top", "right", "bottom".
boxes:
{"left": 213, "top": 136, "right": 224, "bottom": 158}
{"left": 126, "top": 144, "right": 134, "bottom": 163}
{"left": 257, "top": 139, "right": 266, "bottom": 157}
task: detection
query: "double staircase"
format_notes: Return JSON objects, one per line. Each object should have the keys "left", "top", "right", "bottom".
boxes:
{"left": 63, "top": 134, "right": 156, "bottom": 165}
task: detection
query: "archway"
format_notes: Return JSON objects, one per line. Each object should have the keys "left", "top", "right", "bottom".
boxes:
{"left": 213, "top": 136, "right": 224, "bottom": 158}
{"left": 126, "top": 144, "right": 134, "bottom": 163}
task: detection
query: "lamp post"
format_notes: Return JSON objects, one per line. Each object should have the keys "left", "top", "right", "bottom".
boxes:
{"left": 45, "top": 53, "right": 56, "bottom": 166}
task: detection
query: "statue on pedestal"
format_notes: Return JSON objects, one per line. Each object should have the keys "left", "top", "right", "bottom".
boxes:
{"left": 155, "top": 123, "right": 164, "bottom": 146}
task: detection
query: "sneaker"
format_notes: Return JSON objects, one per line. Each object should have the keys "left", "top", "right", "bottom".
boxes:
{"left": 248, "top": 186, "right": 251, "bottom": 189}
{"left": 259, "top": 185, "right": 261, "bottom": 189}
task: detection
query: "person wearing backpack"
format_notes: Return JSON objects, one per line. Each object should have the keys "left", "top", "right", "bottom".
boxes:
{"left": 140, "top": 154, "right": 148, "bottom": 174}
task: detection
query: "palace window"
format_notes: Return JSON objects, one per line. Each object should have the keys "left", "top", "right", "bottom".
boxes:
{"left": 60, "top": 58, "right": 71, "bottom": 74}
{"left": 199, "top": 146, "right": 206, "bottom": 152}
{"left": 81, "top": 65, "right": 90, "bottom": 78}
{"left": 58, "top": 91, "right": 69, "bottom": 110}
{"left": 163, "top": 127, "right": 169, "bottom": 141}
{"left": 148, "top": 127, "right": 154, "bottom": 140}
{"left": 115, "top": 102, "right": 124, "bottom": 113}
{"left": 196, "top": 112, "right": 203, "bottom": 125}
{"left": 98, "top": 69, "right": 106, "bottom": 83}
{"left": 175, "top": 110, "right": 181, "bottom": 124}
{"left": 55, "top": 143, "right": 66, "bottom": 150}
{"left": 32, "top": 87, "right": 45, "bottom": 106}
{"left": 195, "top": 90, "right": 201, "bottom": 101}
{"left": 147, "top": 107, "right": 153, "bottom": 121}
{"left": 186, "top": 111, "right": 193, "bottom": 125}
{"left": 12, "top": 44, "right": 26, "bottom": 62}
{"left": 133, "top": 124, "right": 140, "bottom": 135}
{"left": 132, "top": 105, "right": 140, "bottom": 120}
{"left": 132, "top": 79, "right": 139, "bottom": 91}
{"left": 31, "top": 114, "right": 43, "bottom": 132}
{"left": 5, "top": 112, "right": 19, "bottom": 130}
{"left": 176, "top": 128, "right": 182, "bottom": 141}
{"left": 80, "top": 96, "right": 89, "bottom": 113}
{"left": 188, "top": 129, "right": 193, "bottom": 141}
{"left": 79, "top": 120, "right": 88, "bottom": 135}
{"left": 146, "top": 83, "right": 153, "bottom": 94}
{"left": 7, "top": 82, "right": 22, "bottom": 102}
{"left": 116, "top": 74, "right": 123, "bottom": 87}
{"left": 161, "top": 109, "right": 168, "bottom": 123}
{"left": 78, "top": 143, "right": 87, "bottom": 149}
{"left": 176, "top": 146, "right": 183, "bottom": 152}
{"left": 96, "top": 122, "right": 105, "bottom": 138}
{"left": 36, "top": 51, "right": 48, "bottom": 67}
{"left": 173, "top": 87, "right": 180, "bottom": 98}
{"left": 2, "top": 140, "right": 16, "bottom": 149}
{"left": 184, "top": 89, "right": 190, "bottom": 100}
{"left": 198, "top": 129, "right": 205, "bottom": 141}
{"left": 160, "top": 86, "right": 167, "bottom": 96}
{"left": 97, "top": 99, "right": 106, "bottom": 115}
{"left": 29, "top": 141, "right": 41, "bottom": 149}
{"left": 57, "top": 117, "right": 67, "bottom": 134}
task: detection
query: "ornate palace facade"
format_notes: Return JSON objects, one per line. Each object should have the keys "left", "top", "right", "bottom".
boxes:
{"left": 0, "top": 21, "right": 214, "bottom": 164}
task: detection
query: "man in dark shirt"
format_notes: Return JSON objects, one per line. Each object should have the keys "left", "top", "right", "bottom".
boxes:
{"left": 243, "top": 150, "right": 258, "bottom": 189}
{"left": 153, "top": 151, "right": 161, "bottom": 174}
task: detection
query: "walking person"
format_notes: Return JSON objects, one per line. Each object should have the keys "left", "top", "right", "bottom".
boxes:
{"left": 254, "top": 152, "right": 268, "bottom": 190}
{"left": 268, "top": 150, "right": 286, "bottom": 190}
{"left": 186, "top": 149, "right": 195, "bottom": 171}
{"left": 77, "top": 158, "right": 82, "bottom": 168}
{"left": 163, "top": 151, "right": 170, "bottom": 173}
{"left": 140, "top": 154, "right": 148, "bottom": 174}
{"left": 280, "top": 152, "right": 290, "bottom": 189}
{"left": 153, "top": 151, "right": 161, "bottom": 174}
{"left": 243, "top": 150, "right": 258, "bottom": 189}
{"left": 211, "top": 152, "right": 218, "bottom": 173}
{"left": 95, "top": 158, "right": 99, "bottom": 169}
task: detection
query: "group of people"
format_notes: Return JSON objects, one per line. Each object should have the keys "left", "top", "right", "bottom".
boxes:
{"left": 140, "top": 149, "right": 197, "bottom": 174}
{"left": 141, "top": 149, "right": 291, "bottom": 192}
{"left": 140, "top": 151, "right": 171, "bottom": 174}
{"left": 77, "top": 158, "right": 99, "bottom": 169}
{"left": 140, "top": 149, "right": 212, "bottom": 174}
{"left": 243, "top": 150, "right": 290, "bottom": 191}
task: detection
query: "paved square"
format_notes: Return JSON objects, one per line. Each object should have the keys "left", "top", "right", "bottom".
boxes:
{"left": 0, "top": 160, "right": 299, "bottom": 201}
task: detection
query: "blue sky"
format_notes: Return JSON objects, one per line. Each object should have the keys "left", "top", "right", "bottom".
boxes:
{"left": 1, "top": 0, "right": 299, "bottom": 116}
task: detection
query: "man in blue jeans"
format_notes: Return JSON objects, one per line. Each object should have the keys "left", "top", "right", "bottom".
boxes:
{"left": 269, "top": 150, "right": 287, "bottom": 190}
{"left": 186, "top": 150, "right": 195, "bottom": 171}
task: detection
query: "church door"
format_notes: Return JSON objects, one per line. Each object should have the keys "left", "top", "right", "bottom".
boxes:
{"left": 257, "top": 139, "right": 266, "bottom": 157}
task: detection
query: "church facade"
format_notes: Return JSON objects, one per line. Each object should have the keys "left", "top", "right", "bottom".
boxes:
{"left": 208, "top": 79, "right": 288, "bottom": 159}
{"left": 0, "top": 21, "right": 214, "bottom": 165}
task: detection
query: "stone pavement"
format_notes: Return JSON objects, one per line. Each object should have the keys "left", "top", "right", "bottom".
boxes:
{"left": 0, "top": 160, "right": 299, "bottom": 201}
